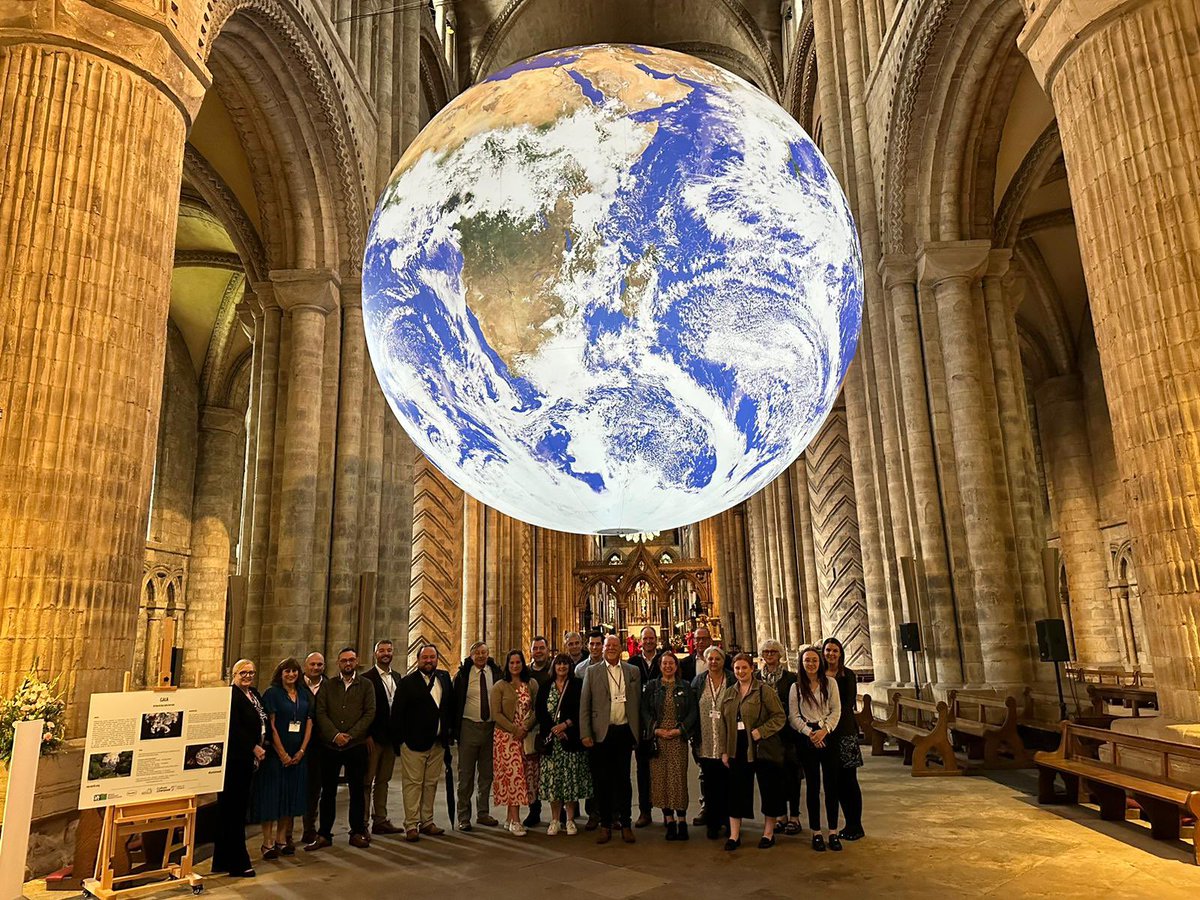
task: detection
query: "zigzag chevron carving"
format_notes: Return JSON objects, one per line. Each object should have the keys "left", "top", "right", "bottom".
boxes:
{"left": 806, "top": 408, "right": 872, "bottom": 669}
{"left": 408, "top": 454, "right": 464, "bottom": 667}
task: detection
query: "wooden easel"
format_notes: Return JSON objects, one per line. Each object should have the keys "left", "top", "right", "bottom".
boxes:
{"left": 81, "top": 619, "right": 204, "bottom": 898}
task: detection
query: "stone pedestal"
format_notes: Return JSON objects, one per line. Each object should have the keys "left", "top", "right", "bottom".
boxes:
{"left": 0, "top": 1, "right": 209, "bottom": 729}
{"left": 1020, "top": 0, "right": 1200, "bottom": 719}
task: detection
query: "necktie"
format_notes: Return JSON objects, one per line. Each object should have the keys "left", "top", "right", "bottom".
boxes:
{"left": 479, "top": 669, "right": 490, "bottom": 720}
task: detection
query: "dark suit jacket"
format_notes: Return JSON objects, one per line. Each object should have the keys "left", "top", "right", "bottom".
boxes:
{"left": 397, "top": 669, "right": 455, "bottom": 751}
{"left": 450, "top": 656, "right": 502, "bottom": 740}
{"left": 534, "top": 676, "right": 585, "bottom": 752}
{"left": 228, "top": 686, "right": 266, "bottom": 767}
{"left": 361, "top": 667, "right": 403, "bottom": 746}
{"left": 631, "top": 652, "right": 662, "bottom": 683}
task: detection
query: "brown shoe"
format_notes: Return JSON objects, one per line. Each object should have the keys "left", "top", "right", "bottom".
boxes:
{"left": 596, "top": 827, "right": 612, "bottom": 845}
{"left": 348, "top": 833, "right": 370, "bottom": 849}
{"left": 300, "top": 830, "right": 317, "bottom": 845}
{"left": 476, "top": 814, "right": 499, "bottom": 827}
{"left": 404, "top": 829, "right": 420, "bottom": 843}
{"left": 419, "top": 823, "right": 445, "bottom": 836}
{"left": 303, "top": 835, "right": 331, "bottom": 852}
{"left": 634, "top": 812, "right": 651, "bottom": 828}
{"left": 621, "top": 827, "right": 636, "bottom": 843}
{"left": 372, "top": 821, "right": 403, "bottom": 835}
{"left": 584, "top": 814, "right": 599, "bottom": 831}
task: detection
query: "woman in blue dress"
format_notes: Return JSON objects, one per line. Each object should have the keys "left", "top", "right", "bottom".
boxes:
{"left": 253, "top": 657, "right": 312, "bottom": 858}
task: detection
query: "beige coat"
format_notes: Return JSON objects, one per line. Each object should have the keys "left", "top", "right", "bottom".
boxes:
{"left": 720, "top": 679, "right": 786, "bottom": 762}
{"left": 490, "top": 678, "right": 539, "bottom": 736}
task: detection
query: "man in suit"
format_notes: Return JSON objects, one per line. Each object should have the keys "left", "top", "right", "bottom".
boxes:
{"left": 524, "top": 635, "right": 554, "bottom": 827}
{"left": 579, "top": 634, "right": 641, "bottom": 844}
{"left": 300, "top": 651, "right": 327, "bottom": 845}
{"left": 396, "top": 643, "right": 455, "bottom": 842}
{"left": 450, "top": 641, "right": 501, "bottom": 831}
{"left": 308, "top": 647, "right": 375, "bottom": 851}
{"left": 361, "top": 639, "right": 403, "bottom": 835}
{"left": 629, "top": 625, "right": 661, "bottom": 828}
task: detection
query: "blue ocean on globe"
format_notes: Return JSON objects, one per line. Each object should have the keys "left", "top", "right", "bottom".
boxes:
{"left": 363, "top": 44, "right": 863, "bottom": 534}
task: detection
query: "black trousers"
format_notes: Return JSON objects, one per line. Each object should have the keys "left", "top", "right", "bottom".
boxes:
{"left": 839, "top": 763, "right": 864, "bottom": 832}
{"left": 635, "top": 740, "right": 652, "bottom": 814}
{"left": 797, "top": 734, "right": 839, "bottom": 831}
{"left": 319, "top": 743, "right": 369, "bottom": 838}
{"left": 697, "top": 757, "right": 728, "bottom": 835}
{"left": 302, "top": 742, "right": 322, "bottom": 836}
{"left": 591, "top": 725, "right": 635, "bottom": 828}
{"left": 213, "top": 760, "right": 254, "bottom": 874}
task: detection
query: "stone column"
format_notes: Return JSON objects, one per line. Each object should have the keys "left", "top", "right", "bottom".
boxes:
{"left": 408, "top": 455, "right": 464, "bottom": 667}
{"left": 746, "top": 490, "right": 775, "bottom": 650}
{"left": 327, "top": 282, "right": 366, "bottom": 651}
{"left": 807, "top": 406, "right": 871, "bottom": 669}
{"left": 881, "top": 256, "right": 964, "bottom": 686}
{"left": 729, "top": 506, "right": 755, "bottom": 649}
{"left": 0, "top": 3, "right": 208, "bottom": 726}
{"left": 1020, "top": 0, "right": 1200, "bottom": 720}
{"left": 789, "top": 460, "right": 824, "bottom": 650}
{"left": 184, "top": 407, "right": 244, "bottom": 685}
{"left": 920, "top": 241, "right": 1028, "bottom": 687}
{"left": 261, "top": 270, "right": 338, "bottom": 663}
{"left": 377, "top": 414, "right": 415, "bottom": 645}
{"left": 1035, "top": 374, "right": 1123, "bottom": 665}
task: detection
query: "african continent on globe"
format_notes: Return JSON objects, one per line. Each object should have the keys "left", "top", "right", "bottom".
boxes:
{"left": 363, "top": 43, "right": 863, "bottom": 535}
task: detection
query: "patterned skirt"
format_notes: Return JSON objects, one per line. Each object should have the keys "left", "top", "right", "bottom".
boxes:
{"left": 539, "top": 739, "right": 592, "bottom": 803}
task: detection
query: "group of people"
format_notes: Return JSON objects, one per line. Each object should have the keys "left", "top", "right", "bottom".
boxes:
{"left": 212, "top": 625, "right": 865, "bottom": 878}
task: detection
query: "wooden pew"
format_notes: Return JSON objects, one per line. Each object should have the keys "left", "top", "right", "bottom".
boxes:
{"left": 874, "top": 695, "right": 962, "bottom": 776}
{"left": 1036, "top": 722, "right": 1200, "bottom": 865}
{"left": 855, "top": 694, "right": 877, "bottom": 749}
{"left": 949, "top": 690, "right": 1034, "bottom": 768}
{"left": 1087, "top": 683, "right": 1159, "bottom": 717}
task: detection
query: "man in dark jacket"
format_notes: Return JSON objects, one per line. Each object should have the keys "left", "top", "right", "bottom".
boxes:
{"left": 450, "top": 641, "right": 501, "bottom": 831}
{"left": 396, "top": 643, "right": 455, "bottom": 841}
{"left": 300, "top": 651, "right": 327, "bottom": 844}
{"left": 307, "top": 647, "right": 376, "bottom": 851}
{"left": 361, "top": 639, "right": 403, "bottom": 835}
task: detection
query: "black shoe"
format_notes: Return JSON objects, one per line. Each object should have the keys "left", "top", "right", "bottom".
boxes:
{"left": 758, "top": 836, "right": 775, "bottom": 849}
{"left": 692, "top": 811, "right": 706, "bottom": 827}
{"left": 677, "top": 823, "right": 689, "bottom": 841}
{"left": 723, "top": 838, "right": 740, "bottom": 852}
{"left": 812, "top": 834, "right": 826, "bottom": 852}
{"left": 665, "top": 821, "right": 678, "bottom": 841}
{"left": 829, "top": 835, "right": 843, "bottom": 852}
{"left": 840, "top": 828, "right": 865, "bottom": 841}
{"left": 706, "top": 826, "right": 722, "bottom": 841}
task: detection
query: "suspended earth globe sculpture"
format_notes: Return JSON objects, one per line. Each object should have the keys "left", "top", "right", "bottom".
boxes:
{"left": 363, "top": 44, "right": 863, "bottom": 535}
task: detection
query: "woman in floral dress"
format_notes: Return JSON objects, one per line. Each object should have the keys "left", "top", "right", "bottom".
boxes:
{"left": 535, "top": 653, "right": 591, "bottom": 834}
{"left": 492, "top": 649, "right": 539, "bottom": 835}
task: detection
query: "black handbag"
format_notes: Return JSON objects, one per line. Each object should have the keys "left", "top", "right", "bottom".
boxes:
{"left": 839, "top": 734, "right": 864, "bottom": 768}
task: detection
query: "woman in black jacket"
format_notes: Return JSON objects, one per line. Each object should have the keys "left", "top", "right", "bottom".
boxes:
{"left": 534, "top": 653, "right": 591, "bottom": 834}
{"left": 642, "top": 651, "right": 699, "bottom": 840}
{"left": 213, "top": 659, "right": 267, "bottom": 878}
{"left": 823, "top": 637, "right": 865, "bottom": 840}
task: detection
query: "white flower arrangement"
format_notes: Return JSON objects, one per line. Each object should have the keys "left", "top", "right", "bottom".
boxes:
{"left": 0, "top": 662, "right": 66, "bottom": 765}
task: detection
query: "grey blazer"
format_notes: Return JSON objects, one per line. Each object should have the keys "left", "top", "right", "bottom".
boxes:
{"left": 578, "top": 661, "right": 641, "bottom": 745}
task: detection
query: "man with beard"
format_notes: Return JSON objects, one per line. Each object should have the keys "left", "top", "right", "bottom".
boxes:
{"left": 396, "top": 644, "right": 455, "bottom": 842}
{"left": 361, "top": 639, "right": 403, "bottom": 835}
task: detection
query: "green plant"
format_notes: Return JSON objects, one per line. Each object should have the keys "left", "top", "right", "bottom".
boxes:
{"left": 0, "top": 662, "right": 66, "bottom": 765}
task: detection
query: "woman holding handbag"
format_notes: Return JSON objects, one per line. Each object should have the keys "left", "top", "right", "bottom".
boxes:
{"left": 535, "top": 653, "right": 591, "bottom": 834}
{"left": 720, "top": 652, "right": 787, "bottom": 851}
{"left": 641, "top": 651, "right": 698, "bottom": 840}
{"left": 790, "top": 646, "right": 843, "bottom": 851}
{"left": 492, "top": 649, "right": 540, "bottom": 835}
{"left": 823, "top": 637, "right": 865, "bottom": 841}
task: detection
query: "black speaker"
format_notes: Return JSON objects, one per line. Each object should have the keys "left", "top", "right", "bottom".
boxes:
{"left": 1036, "top": 618, "right": 1071, "bottom": 662}
{"left": 899, "top": 622, "right": 921, "bottom": 652}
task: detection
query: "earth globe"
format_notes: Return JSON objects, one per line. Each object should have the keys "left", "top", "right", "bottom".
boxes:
{"left": 363, "top": 43, "right": 863, "bottom": 535}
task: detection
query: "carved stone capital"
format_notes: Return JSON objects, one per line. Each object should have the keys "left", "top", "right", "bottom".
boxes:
{"left": 985, "top": 248, "right": 1013, "bottom": 280}
{"left": 1017, "top": 0, "right": 1142, "bottom": 95}
{"left": 879, "top": 254, "right": 917, "bottom": 291}
{"left": 270, "top": 268, "right": 340, "bottom": 316}
{"left": 340, "top": 279, "right": 363, "bottom": 310}
{"left": 917, "top": 240, "right": 992, "bottom": 288}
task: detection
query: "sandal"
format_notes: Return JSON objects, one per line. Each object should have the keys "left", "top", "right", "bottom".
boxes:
{"left": 783, "top": 820, "right": 801, "bottom": 836}
{"left": 261, "top": 844, "right": 279, "bottom": 860}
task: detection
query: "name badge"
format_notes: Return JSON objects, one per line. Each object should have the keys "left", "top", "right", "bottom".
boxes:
{"left": 709, "top": 709, "right": 722, "bottom": 720}
{"left": 288, "top": 720, "right": 302, "bottom": 733}
{"left": 736, "top": 720, "right": 746, "bottom": 731}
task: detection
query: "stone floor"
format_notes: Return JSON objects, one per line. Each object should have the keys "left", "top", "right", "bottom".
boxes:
{"left": 35, "top": 755, "right": 1200, "bottom": 899}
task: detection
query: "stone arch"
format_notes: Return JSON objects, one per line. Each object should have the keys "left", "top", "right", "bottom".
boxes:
{"left": 420, "top": 13, "right": 455, "bottom": 114}
{"left": 781, "top": 11, "right": 817, "bottom": 128}
{"left": 206, "top": 0, "right": 369, "bottom": 274}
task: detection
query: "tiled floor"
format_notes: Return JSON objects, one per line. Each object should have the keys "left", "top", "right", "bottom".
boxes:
{"left": 36, "top": 755, "right": 1200, "bottom": 899}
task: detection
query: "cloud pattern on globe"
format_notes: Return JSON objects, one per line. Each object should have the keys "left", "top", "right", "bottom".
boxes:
{"left": 363, "top": 44, "right": 863, "bottom": 534}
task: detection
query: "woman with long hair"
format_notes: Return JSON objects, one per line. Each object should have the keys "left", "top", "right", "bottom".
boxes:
{"left": 492, "top": 649, "right": 540, "bottom": 835}
{"left": 535, "top": 652, "right": 591, "bottom": 833}
{"left": 720, "top": 652, "right": 786, "bottom": 851}
{"left": 642, "top": 650, "right": 698, "bottom": 840}
{"left": 789, "top": 646, "right": 842, "bottom": 851}
{"left": 253, "top": 657, "right": 313, "bottom": 858}
{"left": 823, "top": 637, "right": 864, "bottom": 840}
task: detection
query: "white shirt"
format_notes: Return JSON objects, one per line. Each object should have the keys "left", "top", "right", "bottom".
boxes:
{"left": 464, "top": 664, "right": 494, "bottom": 722}
{"left": 423, "top": 671, "right": 444, "bottom": 735}
{"left": 375, "top": 666, "right": 397, "bottom": 708}
{"left": 305, "top": 677, "right": 323, "bottom": 695}
{"left": 341, "top": 674, "right": 356, "bottom": 691}
{"left": 606, "top": 662, "right": 628, "bottom": 727}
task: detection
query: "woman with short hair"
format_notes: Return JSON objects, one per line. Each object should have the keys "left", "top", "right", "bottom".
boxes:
{"left": 790, "top": 646, "right": 842, "bottom": 851}
{"left": 492, "top": 649, "right": 540, "bottom": 835}
{"left": 691, "top": 646, "right": 734, "bottom": 840}
{"left": 720, "top": 652, "right": 787, "bottom": 851}
{"left": 213, "top": 659, "right": 267, "bottom": 878}
{"left": 823, "top": 637, "right": 865, "bottom": 841}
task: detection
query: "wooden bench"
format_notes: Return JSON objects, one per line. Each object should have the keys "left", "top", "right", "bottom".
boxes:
{"left": 949, "top": 690, "right": 1033, "bottom": 768}
{"left": 1088, "top": 683, "right": 1159, "bottom": 717}
{"left": 1036, "top": 722, "right": 1200, "bottom": 865}
{"left": 874, "top": 695, "right": 962, "bottom": 776}
{"left": 855, "top": 694, "right": 877, "bottom": 748}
